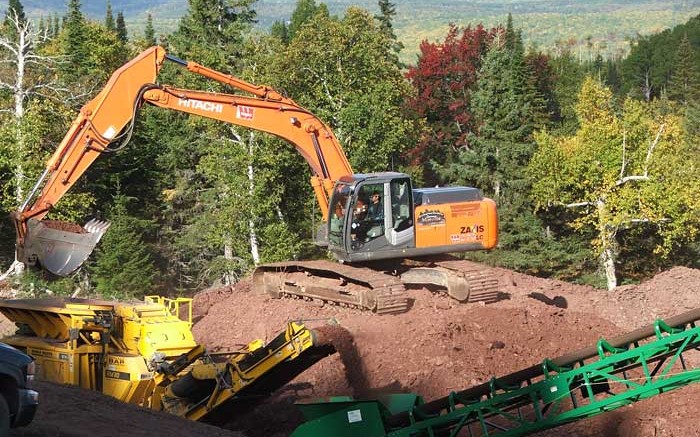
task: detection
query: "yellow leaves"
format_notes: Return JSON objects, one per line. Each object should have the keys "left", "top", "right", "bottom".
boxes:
{"left": 575, "top": 77, "right": 617, "bottom": 129}
{"left": 530, "top": 76, "right": 700, "bottom": 266}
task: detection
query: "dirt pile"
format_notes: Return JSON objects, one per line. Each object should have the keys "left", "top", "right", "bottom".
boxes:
{"left": 8, "top": 265, "right": 700, "bottom": 437}
{"left": 192, "top": 265, "right": 700, "bottom": 437}
{"left": 10, "top": 381, "right": 245, "bottom": 437}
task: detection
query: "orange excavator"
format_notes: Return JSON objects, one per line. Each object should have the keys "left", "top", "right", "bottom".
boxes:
{"left": 14, "top": 46, "right": 499, "bottom": 314}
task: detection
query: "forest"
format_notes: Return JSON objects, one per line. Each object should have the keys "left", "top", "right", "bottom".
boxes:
{"left": 7, "top": 1, "right": 700, "bottom": 64}
{"left": 0, "top": 0, "right": 698, "bottom": 298}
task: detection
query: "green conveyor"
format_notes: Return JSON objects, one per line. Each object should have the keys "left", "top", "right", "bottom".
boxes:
{"left": 291, "top": 308, "right": 700, "bottom": 437}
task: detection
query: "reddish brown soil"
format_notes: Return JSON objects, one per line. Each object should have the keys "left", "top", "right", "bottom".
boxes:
{"left": 191, "top": 265, "right": 700, "bottom": 437}
{"left": 9, "top": 265, "right": 700, "bottom": 437}
{"left": 41, "top": 220, "right": 86, "bottom": 233}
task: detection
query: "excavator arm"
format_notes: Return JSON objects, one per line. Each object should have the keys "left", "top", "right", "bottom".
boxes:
{"left": 14, "top": 46, "right": 353, "bottom": 275}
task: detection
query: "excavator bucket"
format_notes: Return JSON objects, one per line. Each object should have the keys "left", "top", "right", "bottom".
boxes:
{"left": 22, "top": 218, "right": 110, "bottom": 276}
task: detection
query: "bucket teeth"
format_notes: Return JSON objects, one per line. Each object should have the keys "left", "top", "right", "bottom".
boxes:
{"left": 84, "top": 219, "right": 111, "bottom": 234}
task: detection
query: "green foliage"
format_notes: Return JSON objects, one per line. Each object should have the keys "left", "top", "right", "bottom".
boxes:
{"left": 277, "top": 7, "right": 418, "bottom": 172}
{"left": 4, "top": 0, "right": 698, "bottom": 295}
{"left": 115, "top": 11, "right": 127, "bottom": 42}
{"left": 440, "top": 25, "right": 569, "bottom": 280}
{"left": 105, "top": 0, "right": 115, "bottom": 30}
{"left": 60, "top": 0, "right": 89, "bottom": 78}
{"left": 57, "top": 4, "right": 129, "bottom": 84}
{"left": 153, "top": 0, "right": 295, "bottom": 291}
{"left": 667, "top": 33, "right": 700, "bottom": 104}
{"left": 620, "top": 14, "right": 700, "bottom": 101}
{"left": 375, "top": 0, "right": 402, "bottom": 56}
{"left": 549, "top": 52, "right": 587, "bottom": 135}
{"left": 442, "top": 30, "right": 538, "bottom": 202}
{"left": 89, "top": 194, "right": 155, "bottom": 299}
{"left": 270, "top": 20, "right": 289, "bottom": 43}
{"left": 529, "top": 77, "right": 700, "bottom": 285}
{"left": 288, "top": 0, "right": 329, "bottom": 41}
{"left": 3, "top": 0, "right": 25, "bottom": 30}
{"left": 144, "top": 13, "right": 156, "bottom": 46}
{"left": 167, "top": 0, "right": 256, "bottom": 70}
{"left": 11, "top": 269, "right": 78, "bottom": 297}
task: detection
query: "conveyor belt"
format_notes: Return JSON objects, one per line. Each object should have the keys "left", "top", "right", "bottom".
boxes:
{"left": 291, "top": 308, "right": 700, "bottom": 437}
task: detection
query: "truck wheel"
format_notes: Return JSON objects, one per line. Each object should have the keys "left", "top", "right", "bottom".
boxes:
{"left": 0, "top": 395, "right": 9, "bottom": 437}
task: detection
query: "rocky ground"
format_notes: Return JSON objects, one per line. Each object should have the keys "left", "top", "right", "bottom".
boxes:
{"left": 9, "top": 264, "right": 700, "bottom": 437}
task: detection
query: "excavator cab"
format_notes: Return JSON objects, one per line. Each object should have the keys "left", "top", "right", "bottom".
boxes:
{"left": 327, "top": 173, "right": 498, "bottom": 264}
{"left": 328, "top": 173, "right": 415, "bottom": 262}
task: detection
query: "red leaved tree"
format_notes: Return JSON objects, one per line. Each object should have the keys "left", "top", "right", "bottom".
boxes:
{"left": 405, "top": 24, "right": 497, "bottom": 184}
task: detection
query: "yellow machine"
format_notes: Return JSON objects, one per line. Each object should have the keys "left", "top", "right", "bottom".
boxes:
{"left": 0, "top": 296, "right": 335, "bottom": 423}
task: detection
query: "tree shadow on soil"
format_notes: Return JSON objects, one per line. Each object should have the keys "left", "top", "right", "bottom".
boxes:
{"left": 527, "top": 292, "right": 568, "bottom": 309}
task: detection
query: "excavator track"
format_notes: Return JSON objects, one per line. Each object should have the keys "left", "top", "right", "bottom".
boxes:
{"left": 399, "top": 257, "right": 501, "bottom": 304}
{"left": 252, "top": 260, "right": 409, "bottom": 314}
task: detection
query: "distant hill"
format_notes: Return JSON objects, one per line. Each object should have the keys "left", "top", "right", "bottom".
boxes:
{"left": 6, "top": 0, "right": 700, "bottom": 63}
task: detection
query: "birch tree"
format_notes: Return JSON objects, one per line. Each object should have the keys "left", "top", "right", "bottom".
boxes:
{"left": 0, "top": 7, "right": 53, "bottom": 204}
{"left": 0, "top": 5, "right": 59, "bottom": 275}
{"left": 529, "top": 77, "right": 700, "bottom": 289}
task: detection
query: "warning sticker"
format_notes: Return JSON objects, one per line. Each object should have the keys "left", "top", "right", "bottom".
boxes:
{"left": 347, "top": 409, "right": 362, "bottom": 423}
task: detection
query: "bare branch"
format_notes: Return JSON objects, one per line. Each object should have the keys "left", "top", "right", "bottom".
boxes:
{"left": 566, "top": 201, "right": 594, "bottom": 208}
{"left": 644, "top": 123, "right": 665, "bottom": 176}
{"left": 619, "top": 130, "right": 627, "bottom": 179}
{"left": 615, "top": 175, "right": 650, "bottom": 186}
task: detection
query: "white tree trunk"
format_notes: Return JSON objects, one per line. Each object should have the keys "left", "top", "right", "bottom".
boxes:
{"left": 247, "top": 134, "right": 260, "bottom": 265}
{"left": 597, "top": 200, "right": 618, "bottom": 290}
{"left": 601, "top": 245, "right": 617, "bottom": 291}
{"left": 222, "top": 237, "right": 235, "bottom": 285}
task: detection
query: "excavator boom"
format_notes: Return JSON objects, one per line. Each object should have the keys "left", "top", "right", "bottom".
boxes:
{"left": 15, "top": 46, "right": 351, "bottom": 275}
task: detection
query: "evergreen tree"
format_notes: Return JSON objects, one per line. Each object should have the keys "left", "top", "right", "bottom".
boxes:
{"left": 37, "top": 16, "right": 45, "bottom": 36}
{"left": 550, "top": 50, "right": 586, "bottom": 134}
{"left": 375, "top": 0, "right": 403, "bottom": 56}
{"left": 61, "top": 0, "right": 89, "bottom": 78}
{"left": 89, "top": 194, "right": 155, "bottom": 299}
{"left": 52, "top": 14, "right": 59, "bottom": 36}
{"left": 375, "top": 0, "right": 396, "bottom": 38}
{"left": 3, "top": 0, "right": 25, "bottom": 27}
{"left": 104, "top": 0, "right": 115, "bottom": 31}
{"left": 288, "top": 0, "right": 327, "bottom": 41}
{"left": 445, "top": 35, "right": 535, "bottom": 203}
{"left": 621, "top": 35, "right": 655, "bottom": 101}
{"left": 169, "top": 0, "right": 256, "bottom": 70}
{"left": 115, "top": 11, "right": 127, "bottom": 42}
{"left": 2, "top": 0, "right": 27, "bottom": 43}
{"left": 668, "top": 33, "right": 700, "bottom": 105}
{"left": 441, "top": 24, "right": 563, "bottom": 275}
{"left": 270, "top": 19, "right": 289, "bottom": 43}
{"left": 604, "top": 59, "right": 621, "bottom": 94}
{"left": 504, "top": 13, "right": 517, "bottom": 52}
{"left": 144, "top": 13, "right": 156, "bottom": 46}
{"left": 525, "top": 51, "right": 558, "bottom": 127}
